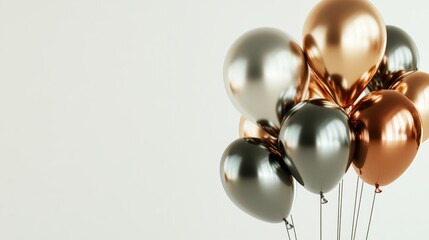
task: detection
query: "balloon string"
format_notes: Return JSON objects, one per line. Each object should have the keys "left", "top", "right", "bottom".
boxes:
{"left": 365, "top": 186, "right": 380, "bottom": 240}
{"left": 350, "top": 176, "right": 359, "bottom": 240}
{"left": 283, "top": 218, "right": 292, "bottom": 240}
{"left": 340, "top": 180, "right": 344, "bottom": 240}
{"left": 291, "top": 215, "right": 298, "bottom": 240}
{"left": 320, "top": 193, "right": 323, "bottom": 240}
{"left": 337, "top": 182, "right": 341, "bottom": 240}
{"left": 353, "top": 180, "right": 364, "bottom": 240}
{"left": 337, "top": 179, "right": 344, "bottom": 240}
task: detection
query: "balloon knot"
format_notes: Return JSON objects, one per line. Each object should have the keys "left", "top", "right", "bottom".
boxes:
{"left": 375, "top": 185, "right": 382, "bottom": 193}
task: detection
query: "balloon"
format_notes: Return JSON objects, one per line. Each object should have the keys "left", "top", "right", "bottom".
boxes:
{"left": 278, "top": 99, "right": 354, "bottom": 194}
{"left": 224, "top": 28, "right": 309, "bottom": 131}
{"left": 239, "top": 116, "right": 279, "bottom": 154}
{"left": 220, "top": 138, "right": 295, "bottom": 223}
{"left": 303, "top": 0, "right": 386, "bottom": 108}
{"left": 351, "top": 90, "right": 422, "bottom": 187}
{"left": 368, "top": 25, "right": 419, "bottom": 91}
{"left": 392, "top": 71, "right": 429, "bottom": 142}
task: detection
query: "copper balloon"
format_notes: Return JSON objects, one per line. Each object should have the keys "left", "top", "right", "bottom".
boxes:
{"left": 303, "top": 0, "right": 386, "bottom": 108}
{"left": 351, "top": 90, "right": 422, "bottom": 187}
{"left": 392, "top": 71, "right": 429, "bottom": 142}
{"left": 239, "top": 116, "right": 277, "bottom": 143}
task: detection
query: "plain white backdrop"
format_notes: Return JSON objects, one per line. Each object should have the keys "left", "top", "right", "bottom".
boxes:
{"left": 0, "top": 0, "right": 428, "bottom": 239}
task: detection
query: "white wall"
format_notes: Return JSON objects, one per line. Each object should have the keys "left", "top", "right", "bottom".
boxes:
{"left": 0, "top": 0, "right": 427, "bottom": 239}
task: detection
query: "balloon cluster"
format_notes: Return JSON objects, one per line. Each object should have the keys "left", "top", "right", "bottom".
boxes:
{"left": 220, "top": 0, "right": 428, "bottom": 227}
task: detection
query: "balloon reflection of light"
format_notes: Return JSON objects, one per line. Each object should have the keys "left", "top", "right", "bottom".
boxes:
{"left": 316, "top": 119, "right": 348, "bottom": 156}
{"left": 227, "top": 58, "right": 247, "bottom": 94}
{"left": 223, "top": 156, "right": 242, "bottom": 182}
{"left": 264, "top": 50, "right": 294, "bottom": 85}
{"left": 283, "top": 124, "right": 302, "bottom": 149}
{"left": 383, "top": 110, "right": 414, "bottom": 143}
{"left": 414, "top": 86, "right": 429, "bottom": 113}
{"left": 389, "top": 46, "right": 413, "bottom": 71}
{"left": 343, "top": 14, "right": 380, "bottom": 53}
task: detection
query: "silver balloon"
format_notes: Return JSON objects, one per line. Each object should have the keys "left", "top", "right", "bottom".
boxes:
{"left": 368, "top": 25, "right": 419, "bottom": 91}
{"left": 224, "top": 28, "right": 309, "bottom": 132}
{"left": 278, "top": 99, "right": 354, "bottom": 194}
{"left": 220, "top": 138, "right": 295, "bottom": 223}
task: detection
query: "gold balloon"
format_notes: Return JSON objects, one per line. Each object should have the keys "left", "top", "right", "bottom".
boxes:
{"left": 392, "top": 71, "right": 429, "bottom": 142}
{"left": 303, "top": 0, "right": 387, "bottom": 108}
{"left": 351, "top": 90, "right": 422, "bottom": 187}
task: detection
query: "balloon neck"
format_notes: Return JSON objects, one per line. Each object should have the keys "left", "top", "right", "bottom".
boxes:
{"left": 375, "top": 185, "right": 382, "bottom": 193}
{"left": 283, "top": 218, "right": 294, "bottom": 230}
{"left": 320, "top": 193, "right": 328, "bottom": 204}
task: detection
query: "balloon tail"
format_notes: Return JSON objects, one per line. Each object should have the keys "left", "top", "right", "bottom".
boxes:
{"left": 375, "top": 185, "right": 382, "bottom": 193}
{"left": 291, "top": 215, "right": 298, "bottom": 240}
{"left": 365, "top": 186, "right": 380, "bottom": 240}
{"left": 320, "top": 194, "right": 328, "bottom": 204}
{"left": 283, "top": 218, "right": 292, "bottom": 240}
{"left": 337, "top": 179, "right": 344, "bottom": 240}
{"left": 352, "top": 180, "right": 365, "bottom": 240}
{"left": 350, "top": 176, "right": 359, "bottom": 240}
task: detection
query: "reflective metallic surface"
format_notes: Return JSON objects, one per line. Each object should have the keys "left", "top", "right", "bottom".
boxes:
{"left": 303, "top": 0, "right": 386, "bottom": 108}
{"left": 220, "top": 138, "right": 295, "bottom": 223}
{"left": 369, "top": 25, "right": 419, "bottom": 91}
{"left": 351, "top": 90, "right": 422, "bottom": 187}
{"left": 393, "top": 71, "right": 429, "bottom": 142}
{"left": 307, "top": 71, "right": 332, "bottom": 100}
{"left": 224, "top": 28, "right": 309, "bottom": 129}
{"left": 239, "top": 116, "right": 277, "bottom": 147}
{"left": 278, "top": 99, "right": 354, "bottom": 194}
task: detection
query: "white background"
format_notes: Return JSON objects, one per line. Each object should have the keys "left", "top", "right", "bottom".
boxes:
{"left": 0, "top": 0, "right": 428, "bottom": 239}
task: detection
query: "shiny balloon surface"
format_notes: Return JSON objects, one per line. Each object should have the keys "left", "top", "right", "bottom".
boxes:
{"left": 224, "top": 28, "right": 309, "bottom": 129}
{"left": 220, "top": 138, "right": 295, "bottom": 223}
{"left": 279, "top": 99, "right": 354, "bottom": 194}
{"left": 303, "top": 0, "right": 386, "bottom": 108}
{"left": 351, "top": 90, "right": 422, "bottom": 186}
{"left": 369, "top": 25, "right": 419, "bottom": 91}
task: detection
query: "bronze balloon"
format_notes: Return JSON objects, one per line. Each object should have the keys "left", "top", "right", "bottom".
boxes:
{"left": 303, "top": 0, "right": 386, "bottom": 108}
{"left": 351, "top": 90, "right": 422, "bottom": 187}
{"left": 392, "top": 71, "right": 429, "bottom": 142}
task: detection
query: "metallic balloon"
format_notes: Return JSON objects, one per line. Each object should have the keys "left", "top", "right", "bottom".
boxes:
{"left": 303, "top": 0, "right": 386, "bottom": 108}
{"left": 392, "top": 71, "right": 429, "bottom": 142}
{"left": 278, "top": 99, "right": 354, "bottom": 194}
{"left": 220, "top": 138, "right": 295, "bottom": 223}
{"left": 238, "top": 116, "right": 279, "bottom": 153}
{"left": 224, "top": 28, "right": 309, "bottom": 131}
{"left": 368, "top": 25, "right": 419, "bottom": 91}
{"left": 351, "top": 90, "right": 422, "bottom": 187}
